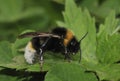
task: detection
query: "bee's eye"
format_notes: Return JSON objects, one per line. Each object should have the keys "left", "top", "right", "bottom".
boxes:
{"left": 71, "top": 42, "right": 73, "bottom": 45}
{"left": 71, "top": 42, "right": 76, "bottom": 46}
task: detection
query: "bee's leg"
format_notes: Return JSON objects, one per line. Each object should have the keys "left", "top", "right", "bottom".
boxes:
{"left": 64, "top": 48, "right": 71, "bottom": 62}
{"left": 39, "top": 37, "right": 51, "bottom": 71}
{"left": 60, "top": 42, "right": 71, "bottom": 62}
{"left": 39, "top": 48, "right": 44, "bottom": 71}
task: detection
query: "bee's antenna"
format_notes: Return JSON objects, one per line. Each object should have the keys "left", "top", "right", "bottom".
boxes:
{"left": 79, "top": 32, "right": 88, "bottom": 43}
{"left": 79, "top": 32, "right": 88, "bottom": 62}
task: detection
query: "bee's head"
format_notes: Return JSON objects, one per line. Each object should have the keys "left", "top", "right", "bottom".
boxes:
{"left": 67, "top": 37, "right": 80, "bottom": 54}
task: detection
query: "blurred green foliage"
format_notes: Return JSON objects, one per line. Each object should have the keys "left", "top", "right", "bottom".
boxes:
{"left": 0, "top": 0, "right": 120, "bottom": 81}
{"left": 0, "top": 0, "right": 64, "bottom": 42}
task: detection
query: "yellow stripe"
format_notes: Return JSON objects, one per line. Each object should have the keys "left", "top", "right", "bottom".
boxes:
{"left": 63, "top": 29, "right": 73, "bottom": 46}
{"left": 28, "top": 42, "right": 35, "bottom": 51}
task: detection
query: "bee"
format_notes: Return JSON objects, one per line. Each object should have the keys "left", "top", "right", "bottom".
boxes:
{"left": 18, "top": 27, "right": 88, "bottom": 70}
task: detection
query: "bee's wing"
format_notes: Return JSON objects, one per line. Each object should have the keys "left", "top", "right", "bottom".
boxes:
{"left": 18, "top": 32, "right": 60, "bottom": 39}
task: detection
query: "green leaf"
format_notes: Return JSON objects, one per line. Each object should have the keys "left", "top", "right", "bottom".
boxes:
{"left": 63, "top": 0, "right": 87, "bottom": 40}
{"left": 97, "top": 64, "right": 120, "bottom": 81}
{"left": 0, "top": 75, "right": 23, "bottom": 81}
{"left": 0, "top": 41, "right": 27, "bottom": 70}
{"left": 98, "top": 11, "right": 119, "bottom": 37}
{"left": 85, "top": 12, "right": 120, "bottom": 81}
{"left": 0, "top": 41, "right": 25, "bottom": 69}
{"left": 56, "top": 21, "right": 66, "bottom": 27}
{"left": 81, "top": 9, "right": 98, "bottom": 64}
{"left": 52, "top": 0, "right": 65, "bottom": 4}
{"left": 97, "top": 11, "right": 120, "bottom": 65}
{"left": 96, "top": 34, "right": 120, "bottom": 65}
{"left": 0, "top": 41, "right": 14, "bottom": 64}
{"left": 45, "top": 63, "right": 98, "bottom": 81}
